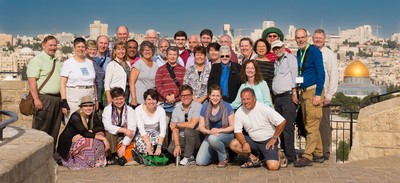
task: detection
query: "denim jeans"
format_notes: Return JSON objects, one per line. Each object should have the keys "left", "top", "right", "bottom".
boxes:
{"left": 196, "top": 133, "right": 234, "bottom": 165}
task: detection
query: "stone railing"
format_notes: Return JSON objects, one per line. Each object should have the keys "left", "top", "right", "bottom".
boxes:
{"left": 0, "top": 80, "right": 32, "bottom": 128}
{"left": 349, "top": 97, "right": 400, "bottom": 161}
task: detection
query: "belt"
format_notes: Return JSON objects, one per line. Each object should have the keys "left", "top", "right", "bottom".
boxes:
{"left": 67, "top": 85, "right": 93, "bottom": 89}
{"left": 275, "top": 91, "right": 293, "bottom": 98}
{"left": 39, "top": 93, "right": 60, "bottom": 97}
{"left": 301, "top": 84, "right": 316, "bottom": 92}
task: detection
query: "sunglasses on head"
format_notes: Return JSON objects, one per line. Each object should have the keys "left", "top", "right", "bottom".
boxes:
{"left": 220, "top": 55, "right": 230, "bottom": 58}
{"left": 184, "top": 113, "right": 188, "bottom": 122}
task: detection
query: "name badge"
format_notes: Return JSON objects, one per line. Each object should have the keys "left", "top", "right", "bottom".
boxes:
{"left": 296, "top": 77, "right": 304, "bottom": 84}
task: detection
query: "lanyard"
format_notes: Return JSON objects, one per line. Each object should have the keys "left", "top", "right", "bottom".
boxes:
{"left": 298, "top": 44, "right": 310, "bottom": 76}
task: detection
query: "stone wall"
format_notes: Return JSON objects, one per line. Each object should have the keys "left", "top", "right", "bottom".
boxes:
{"left": 0, "top": 80, "right": 32, "bottom": 128}
{"left": 349, "top": 97, "right": 400, "bottom": 161}
{"left": 0, "top": 127, "right": 56, "bottom": 183}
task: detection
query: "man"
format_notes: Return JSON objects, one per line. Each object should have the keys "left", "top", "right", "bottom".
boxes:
{"left": 174, "top": 30, "right": 190, "bottom": 65}
{"left": 262, "top": 27, "right": 291, "bottom": 61}
{"left": 220, "top": 34, "right": 238, "bottom": 63}
{"left": 168, "top": 85, "right": 202, "bottom": 165}
{"left": 200, "top": 29, "right": 213, "bottom": 47}
{"left": 116, "top": 25, "right": 129, "bottom": 43}
{"left": 185, "top": 34, "right": 201, "bottom": 69}
{"left": 271, "top": 40, "right": 298, "bottom": 164}
{"left": 312, "top": 29, "right": 338, "bottom": 160}
{"left": 155, "top": 38, "right": 184, "bottom": 67}
{"left": 230, "top": 88, "right": 286, "bottom": 170}
{"left": 27, "top": 35, "right": 62, "bottom": 151}
{"left": 294, "top": 28, "right": 325, "bottom": 167}
{"left": 126, "top": 39, "right": 139, "bottom": 66}
{"left": 145, "top": 29, "right": 158, "bottom": 45}
{"left": 94, "top": 35, "right": 111, "bottom": 71}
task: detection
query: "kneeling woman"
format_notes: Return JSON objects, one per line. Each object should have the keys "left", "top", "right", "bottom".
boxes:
{"left": 196, "top": 84, "right": 235, "bottom": 168}
{"left": 135, "top": 89, "right": 167, "bottom": 155}
{"left": 57, "top": 96, "right": 110, "bottom": 170}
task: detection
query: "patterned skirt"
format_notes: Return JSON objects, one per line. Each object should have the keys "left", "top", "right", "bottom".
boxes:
{"left": 62, "top": 134, "right": 107, "bottom": 170}
{"left": 134, "top": 130, "right": 160, "bottom": 154}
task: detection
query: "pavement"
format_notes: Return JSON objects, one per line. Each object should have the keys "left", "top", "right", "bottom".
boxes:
{"left": 56, "top": 154, "right": 400, "bottom": 183}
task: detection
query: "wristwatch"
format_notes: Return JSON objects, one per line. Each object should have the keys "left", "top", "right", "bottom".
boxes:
{"left": 176, "top": 123, "right": 179, "bottom": 128}
{"left": 271, "top": 136, "right": 278, "bottom": 140}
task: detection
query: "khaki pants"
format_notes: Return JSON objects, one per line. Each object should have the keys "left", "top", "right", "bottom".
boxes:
{"left": 300, "top": 88, "right": 324, "bottom": 160}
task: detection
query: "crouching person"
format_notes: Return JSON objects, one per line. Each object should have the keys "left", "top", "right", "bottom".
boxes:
{"left": 168, "top": 85, "right": 202, "bottom": 165}
{"left": 57, "top": 95, "right": 110, "bottom": 170}
{"left": 102, "top": 87, "right": 137, "bottom": 165}
{"left": 230, "top": 88, "right": 286, "bottom": 170}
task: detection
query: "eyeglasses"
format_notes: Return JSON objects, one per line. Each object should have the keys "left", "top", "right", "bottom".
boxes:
{"left": 268, "top": 35, "right": 278, "bottom": 38}
{"left": 272, "top": 46, "right": 283, "bottom": 50}
{"left": 220, "top": 55, "right": 230, "bottom": 58}
{"left": 184, "top": 113, "right": 188, "bottom": 122}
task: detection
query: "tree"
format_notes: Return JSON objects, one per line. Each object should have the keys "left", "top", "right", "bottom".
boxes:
{"left": 61, "top": 46, "right": 73, "bottom": 54}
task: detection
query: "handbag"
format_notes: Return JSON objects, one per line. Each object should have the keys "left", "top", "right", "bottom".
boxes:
{"left": 143, "top": 153, "right": 169, "bottom": 166}
{"left": 116, "top": 142, "right": 138, "bottom": 166}
{"left": 19, "top": 60, "right": 56, "bottom": 116}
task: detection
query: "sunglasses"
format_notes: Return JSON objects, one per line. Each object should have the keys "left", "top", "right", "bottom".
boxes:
{"left": 268, "top": 35, "right": 278, "bottom": 38}
{"left": 184, "top": 113, "right": 188, "bottom": 122}
{"left": 220, "top": 55, "right": 230, "bottom": 58}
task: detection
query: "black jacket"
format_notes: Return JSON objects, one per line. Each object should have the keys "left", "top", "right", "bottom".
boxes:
{"left": 207, "top": 62, "right": 243, "bottom": 103}
{"left": 57, "top": 112, "right": 105, "bottom": 159}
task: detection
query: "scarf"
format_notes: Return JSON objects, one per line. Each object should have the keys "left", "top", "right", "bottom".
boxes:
{"left": 204, "top": 100, "right": 229, "bottom": 130}
{"left": 111, "top": 104, "right": 128, "bottom": 128}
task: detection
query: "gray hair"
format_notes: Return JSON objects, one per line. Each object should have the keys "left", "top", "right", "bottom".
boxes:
{"left": 219, "top": 46, "right": 231, "bottom": 56}
{"left": 158, "top": 38, "right": 170, "bottom": 47}
{"left": 146, "top": 29, "right": 157, "bottom": 36}
{"left": 313, "top": 29, "right": 326, "bottom": 37}
{"left": 221, "top": 34, "right": 232, "bottom": 42}
{"left": 166, "top": 46, "right": 179, "bottom": 55}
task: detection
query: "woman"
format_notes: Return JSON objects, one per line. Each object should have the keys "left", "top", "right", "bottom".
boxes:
{"left": 104, "top": 41, "right": 131, "bottom": 105}
{"left": 155, "top": 46, "right": 186, "bottom": 113}
{"left": 135, "top": 89, "right": 167, "bottom": 155}
{"left": 129, "top": 41, "right": 158, "bottom": 107}
{"left": 102, "top": 87, "right": 136, "bottom": 163}
{"left": 57, "top": 95, "right": 109, "bottom": 170}
{"left": 239, "top": 37, "right": 257, "bottom": 64}
{"left": 207, "top": 46, "right": 242, "bottom": 103}
{"left": 183, "top": 46, "right": 210, "bottom": 104}
{"left": 231, "top": 59, "right": 273, "bottom": 109}
{"left": 207, "top": 42, "right": 221, "bottom": 66}
{"left": 61, "top": 37, "right": 97, "bottom": 123}
{"left": 196, "top": 85, "right": 234, "bottom": 168}
{"left": 86, "top": 40, "right": 105, "bottom": 109}
{"left": 254, "top": 39, "right": 275, "bottom": 99}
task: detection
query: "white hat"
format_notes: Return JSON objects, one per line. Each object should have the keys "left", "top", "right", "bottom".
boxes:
{"left": 271, "top": 40, "right": 284, "bottom": 49}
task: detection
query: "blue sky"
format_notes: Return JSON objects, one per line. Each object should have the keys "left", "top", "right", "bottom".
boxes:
{"left": 0, "top": 0, "right": 399, "bottom": 38}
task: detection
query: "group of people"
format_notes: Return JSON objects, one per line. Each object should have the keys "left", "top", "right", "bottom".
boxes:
{"left": 26, "top": 25, "right": 338, "bottom": 170}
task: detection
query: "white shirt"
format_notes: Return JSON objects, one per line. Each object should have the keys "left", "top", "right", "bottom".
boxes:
{"left": 135, "top": 104, "right": 167, "bottom": 137}
{"left": 104, "top": 60, "right": 129, "bottom": 91}
{"left": 102, "top": 104, "right": 137, "bottom": 146}
{"left": 321, "top": 46, "right": 339, "bottom": 100}
{"left": 234, "top": 101, "right": 284, "bottom": 141}
{"left": 61, "top": 57, "right": 95, "bottom": 87}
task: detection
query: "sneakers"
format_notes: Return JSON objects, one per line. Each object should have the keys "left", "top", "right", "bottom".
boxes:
{"left": 313, "top": 155, "right": 325, "bottom": 163}
{"left": 294, "top": 157, "right": 312, "bottom": 167}
{"left": 180, "top": 156, "right": 196, "bottom": 166}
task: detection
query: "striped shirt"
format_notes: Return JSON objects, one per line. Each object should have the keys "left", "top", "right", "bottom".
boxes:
{"left": 155, "top": 63, "right": 186, "bottom": 101}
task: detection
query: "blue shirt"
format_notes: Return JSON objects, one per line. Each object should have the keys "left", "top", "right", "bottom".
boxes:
{"left": 94, "top": 54, "right": 111, "bottom": 71}
{"left": 200, "top": 101, "right": 233, "bottom": 129}
{"left": 220, "top": 62, "right": 230, "bottom": 97}
{"left": 297, "top": 45, "right": 325, "bottom": 96}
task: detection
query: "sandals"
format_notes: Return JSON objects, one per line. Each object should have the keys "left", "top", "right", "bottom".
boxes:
{"left": 278, "top": 149, "right": 288, "bottom": 168}
{"left": 240, "top": 157, "right": 261, "bottom": 168}
{"left": 217, "top": 159, "right": 229, "bottom": 168}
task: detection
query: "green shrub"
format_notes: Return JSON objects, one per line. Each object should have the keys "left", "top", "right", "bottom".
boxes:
{"left": 336, "top": 140, "right": 350, "bottom": 161}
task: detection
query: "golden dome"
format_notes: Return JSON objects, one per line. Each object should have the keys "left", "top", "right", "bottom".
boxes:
{"left": 344, "top": 60, "right": 370, "bottom": 77}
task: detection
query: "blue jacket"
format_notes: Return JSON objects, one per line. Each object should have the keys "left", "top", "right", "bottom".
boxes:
{"left": 297, "top": 45, "right": 325, "bottom": 96}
